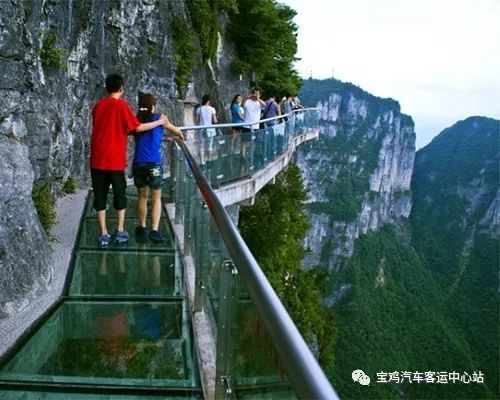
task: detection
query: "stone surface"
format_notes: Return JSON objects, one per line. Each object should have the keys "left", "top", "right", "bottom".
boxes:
{"left": 0, "top": 136, "right": 49, "bottom": 314}
{"left": 0, "top": 189, "right": 87, "bottom": 357}
{"left": 297, "top": 84, "right": 415, "bottom": 270}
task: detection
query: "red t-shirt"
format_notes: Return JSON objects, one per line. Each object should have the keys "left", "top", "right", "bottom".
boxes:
{"left": 90, "top": 97, "right": 140, "bottom": 170}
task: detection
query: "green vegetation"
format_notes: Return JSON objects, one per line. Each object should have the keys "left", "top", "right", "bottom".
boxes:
{"left": 306, "top": 124, "right": 384, "bottom": 221}
{"left": 62, "top": 176, "right": 76, "bottom": 194}
{"left": 40, "top": 30, "right": 66, "bottom": 70}
{"left": 172, "top": 0, "right": 300, "bottom": 96}
{"left": 170, "top": 16, "right": 197, "bottom": 97}
{"left": 324, "top": 116, "right": 499, "bottom": 399}
{"left": 226, "top": 0, "right": 302, "bottom": 96}
{"left": 409, "top": 116, "right": 499, "bottom": 398}
{"left": 330, "top": 227, "right": 494, "bottom": 399}
{"left": 32, "top": 182, "right": 56, "bottom": 233}
{"left": 239, "top": 165, "right": 336, "bottom": 368}
{"left": 147, "top": 42, "right": 157, "bottom": 58}
{"left": 411, "top": 117, "right": 499, "bottom": 283}
{"left": 185, "top": 0, "right": 237, "bottom": 63}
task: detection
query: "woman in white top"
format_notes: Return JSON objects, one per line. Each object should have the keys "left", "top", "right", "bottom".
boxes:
{"left": 195, "top": 94, "right": 218, "bottom": 164}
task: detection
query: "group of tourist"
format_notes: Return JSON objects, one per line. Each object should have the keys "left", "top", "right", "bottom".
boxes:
{"left": 90, "top": 74, "right": 303, "bottom": 248}
{"left": 195, "top": 88, "right": 303, "bottom": 161}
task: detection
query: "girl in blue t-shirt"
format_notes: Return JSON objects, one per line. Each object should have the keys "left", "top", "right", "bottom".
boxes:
{"left": 230, "top": 94, "right": 244, "bottom": 153}
{"left": 133, "top": 93, "right": 182, "bottom": 243}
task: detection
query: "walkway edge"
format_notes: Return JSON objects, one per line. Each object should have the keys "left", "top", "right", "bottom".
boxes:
{"left": 214, "top": 129, "right": 319, "bottom": 206}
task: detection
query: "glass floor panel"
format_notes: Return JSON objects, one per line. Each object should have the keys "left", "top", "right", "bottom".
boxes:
{"left": 79, "top": 218, "right": 175, "bottom": 251}
{"left": 69, "top": 251, "right": 183, "bottom": 298}
{"left": 236, "top": 387, "right": 296, "bottom": 400}
{"left": 0, "top": 301, "right": 198, "bottom": 389}
{"left": 0, "top": 390, "right": 202, "bottom": 400}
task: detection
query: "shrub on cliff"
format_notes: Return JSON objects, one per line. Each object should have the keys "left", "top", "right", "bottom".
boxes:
{"left": 32, "top": 183, "right": 56, "bottom": 233}
{"left": 185, "top": 0, "right": 237, "bottom": 63}
{"left": 171, "top": 16, "right": 197, "bottom": 97}
{"left": 62, "top": 176, "right": 76, "bottom": 194}
{"left": 40, "top": 30, "right": 66, "bottom": 70}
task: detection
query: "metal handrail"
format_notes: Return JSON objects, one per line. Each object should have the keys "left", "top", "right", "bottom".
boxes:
{"left": 173, "top": 127, "right": 339, "bottom": 399}
{"left": 177, "top": 107, "right": 315, "bottom": 131}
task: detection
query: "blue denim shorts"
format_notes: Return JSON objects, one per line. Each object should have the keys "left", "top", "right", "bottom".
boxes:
{"left": 133, "top": 162, "right": 163, "bottom": 189}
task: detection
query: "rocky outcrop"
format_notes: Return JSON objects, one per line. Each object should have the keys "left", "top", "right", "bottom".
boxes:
{"left": 480, "top": 189, "right": 500, "bottom": 236}
{"left": 0, "top": 136, "right": 49, "bottom": 316}
{"left": 297, "top": 79, "right": 415, "bottom": 270}
{"left": 0, "top": 0, "right": 244, "bottom": 318}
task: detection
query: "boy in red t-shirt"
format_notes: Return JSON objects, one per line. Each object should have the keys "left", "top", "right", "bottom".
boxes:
{"left": 91, "top": 74, "right": 167, "bottom": 246}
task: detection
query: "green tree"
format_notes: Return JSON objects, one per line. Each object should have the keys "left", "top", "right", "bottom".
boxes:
{"left": 239, "top": 164, "right": 336, "bottom": 367}
{"left": 227, "top": 0, "right": 302, "bottom": 96}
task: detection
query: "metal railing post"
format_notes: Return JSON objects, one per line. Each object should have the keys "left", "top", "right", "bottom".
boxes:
{"left": 214, "top": 259, "right": 237, "bottom": 400}
{"left": 249, "top": 128, "right": 255, "bottom": 173}
{"left": 194, "top": 200, "right": 207, "bottom": 312}
{"left": 183, "top": 170, "right": 194, "bottom": 255}
{"left": 174, "top": 148, "right": 184, "bottom": 225}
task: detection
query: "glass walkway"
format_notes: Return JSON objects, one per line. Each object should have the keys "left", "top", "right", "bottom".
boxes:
{"left": 0, "top": 189, "right": 201, "bottom": 399}
{"left": 0, "top": 109, "right": 338, "bottom": 399}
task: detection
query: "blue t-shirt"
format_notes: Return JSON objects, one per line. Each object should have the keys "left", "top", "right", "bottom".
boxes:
{"left": 231, "top": 103, "right": 244, "bottom": 124}
{"left": 133, "top": 113, "right": 164, "bottom": 163}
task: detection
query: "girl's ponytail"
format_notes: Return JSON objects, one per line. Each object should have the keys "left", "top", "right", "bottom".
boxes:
{"left": 137, "top": 92, "right": 157, "bottom": 123}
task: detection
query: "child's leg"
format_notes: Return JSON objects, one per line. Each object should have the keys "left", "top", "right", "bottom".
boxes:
{"left": 151, "top": 189, "right": 162, "bottom": 231}
{"left": 110, "top": 171, "right": 127, "bottom": 232}
{"left": 137, "top": 187, "right": 148, "bottom": 227}
{"left": 91, "top": 169, "right": 112, "bottom": 236}
{"left": 97, "top": 211, "right": 107, "bottom": 236}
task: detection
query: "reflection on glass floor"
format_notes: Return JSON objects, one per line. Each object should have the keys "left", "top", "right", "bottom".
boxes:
{"left": 0, "top": 192, "right": 201, "bottom": 398}
{"left": 0, "top": 301, "right": 196, "bottom": 387}
{"left": 0, "top": 391, "right": 202, "bottom": 400}
{"left": 69, "top": 251, "right": 183, "bottom": 298}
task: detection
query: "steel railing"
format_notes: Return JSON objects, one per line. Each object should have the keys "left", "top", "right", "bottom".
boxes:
{"left": 171, "top": 107, "right": 338, "bottom": 399}
{"left": 177, "top": 107, "right": 317, "bottom": 131}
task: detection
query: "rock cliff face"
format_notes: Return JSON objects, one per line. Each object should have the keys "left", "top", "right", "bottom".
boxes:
{"left": 0, "top": 136, "right": 49, "bottom": 316}
{"left": 297, "top": 79, "right": 415, "bottom": 270}
{"left": 0, "top": 0, "right": 243, "bottom": 315}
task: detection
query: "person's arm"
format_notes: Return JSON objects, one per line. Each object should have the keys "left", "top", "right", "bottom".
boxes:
{"left": 164, "top": 121, "right": 184, "bottom": 139}
{"left": 211, "top": 108, "right": 218, "bottom": 124}
{"left": 255, "top": 92, "right": 266, "bottom": 108}
{"left": 134, "top": 115, "right": 168, "bottom": 132}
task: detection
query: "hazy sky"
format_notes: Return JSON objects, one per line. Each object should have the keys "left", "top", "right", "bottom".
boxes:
{"left": 283, "top": 0, "right": 500, "bottom": 149}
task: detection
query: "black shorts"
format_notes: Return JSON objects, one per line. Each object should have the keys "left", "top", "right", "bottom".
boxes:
{"left": 133, "top": 162, "right": 164, "bottom": 189}
{"left": 241, "top": 127, "right": 253, "bottom": 143}
{"left": 91, "top": 169, "right": 127, "bottom": 211}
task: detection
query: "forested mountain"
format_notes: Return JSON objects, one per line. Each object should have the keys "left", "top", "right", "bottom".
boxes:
{"left": 280, "top": 78, "right": 499, "bottom": 399}
{"left": 411, "top": 116, "right": 499, "bottom": 398}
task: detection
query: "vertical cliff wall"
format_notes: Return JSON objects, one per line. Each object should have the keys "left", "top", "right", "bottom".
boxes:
{"left": 297, "top": 78, "right": 415, "bottom": 271}
{"left": 0, "top": 0, "right": 244, "bottom": 315}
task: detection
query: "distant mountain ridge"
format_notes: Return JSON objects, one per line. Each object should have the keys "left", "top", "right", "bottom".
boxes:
{"left": 297, "top": 78, "right": 499, "bottom": 399}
